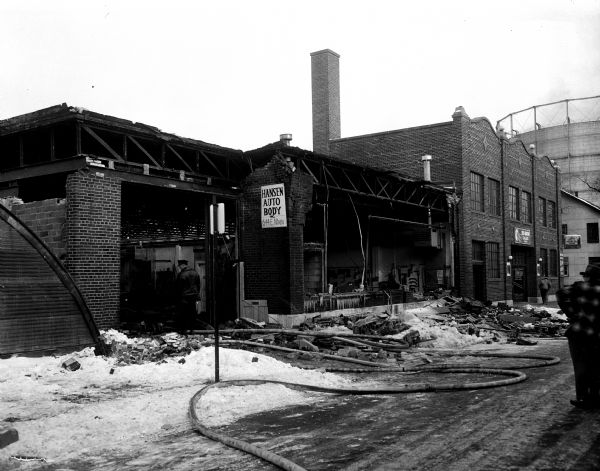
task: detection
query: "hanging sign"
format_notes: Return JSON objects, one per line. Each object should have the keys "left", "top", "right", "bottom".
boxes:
{"left": 563, "top": 234, "right": 581, "bottom": 249}
{"left": 514, "top": 227, "right": 531, "bottom": 245}
{"left": 261, "top": 183, "right": 287, "bottom": 228}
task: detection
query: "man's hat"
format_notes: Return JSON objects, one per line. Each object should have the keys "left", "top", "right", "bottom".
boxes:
{"left": 580, "top": 264, "right": 600, "bottom": 279}
{"left": 177, "top": 259, "right": 188, "bottom": 266}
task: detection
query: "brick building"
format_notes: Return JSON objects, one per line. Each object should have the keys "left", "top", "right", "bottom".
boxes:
{"left": 0, "top": 105, "right": 246, "bottom": 334}
{"left": 1, "top": 104, "right": 452, "bottom": 339}
{"left": 310, "top": 49, "right": 562, "bottom": 303}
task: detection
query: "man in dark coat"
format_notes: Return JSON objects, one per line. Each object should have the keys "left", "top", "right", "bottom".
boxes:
{"left": 556, "top": 264, "right": 600, "bottom": 409}
{"left": 538, "top": 277, "right": 552, "bottom": 304}
{"left": 175, "top": 259, "right": 200, "bottom": 333}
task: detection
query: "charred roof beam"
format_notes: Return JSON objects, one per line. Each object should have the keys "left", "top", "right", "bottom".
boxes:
{"left": 297, "top": 156, "right": 448, "bottom": 212}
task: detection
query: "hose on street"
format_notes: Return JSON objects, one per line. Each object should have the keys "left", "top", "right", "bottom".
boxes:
{"left": 189, "top": 338, "right": 561, "bottom": 471}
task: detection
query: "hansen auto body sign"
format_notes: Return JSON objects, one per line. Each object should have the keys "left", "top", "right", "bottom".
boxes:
{"left": 261, "top": 184, "right": 287, "bottom": 228}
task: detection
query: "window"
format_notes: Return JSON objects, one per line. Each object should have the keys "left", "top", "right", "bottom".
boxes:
{"left": 540, "top": 248, "right": 548, "bottom": 277}
{"left": 470, "top": 172, "right": 484, "bottom": 212}
{"left": 563, "top": 256, "right": 569, "bottom": 276}
{"left": 486, "top": 242, "right": 500, "bottom": 278}
{"left": 520, "top": 191, "right": 532, "bottom": 223}
{"left": 562, "top": 224, "right": 568, "bottom": 235}
{"left": 538, "top": 197, "right": 547, "bottom": 226}
{"left": 549, "top": 249, "right": 558, "bottom": 277}
{"left": 508, "top": 186, "right": 519, "bottom": 219}
{"left": 548, "top": 201, "right": 557, "bottom": 228}
{"left": 488, "top": 178, "right": 501, "bottom": 216}
{"left": 587, "top": 222, "right": 599, "bottom": 244}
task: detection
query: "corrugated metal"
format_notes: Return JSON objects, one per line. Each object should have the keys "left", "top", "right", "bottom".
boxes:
{"left": 0, "top": 209, "right": 96, "bottom": 355}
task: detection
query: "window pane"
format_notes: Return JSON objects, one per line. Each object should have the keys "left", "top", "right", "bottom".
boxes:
{"left": 509, "top": 186, "right": 519, "bottom": 219}
{"left": 562, "top": 224, "right": 568, "bottom": 235}
{"left": 548, "top": 201, "right": 556, "bottom": 228}
{"left": 486, "top": 242, "right": 500, "bottom": 278}
{"left": 563, "top": 256, "right": 569, "bottom": 276}
{"left": 538, "top": 197, "right": 547, "bottom": 226}
{"left": 488, "top": 179, "right": 500, "bottom": 216}
{"left": 470, "top": 172, "right": 484, "bottom": 212}
{"left": 520, "top": 191, "right": 531, "bottom": 223}
{"left": 587, "top": 222, "right": 599, "bottom": 243}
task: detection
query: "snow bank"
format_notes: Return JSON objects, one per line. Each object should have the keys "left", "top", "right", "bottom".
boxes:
{"left": 389, "top": 307, "right": 493, "bottom": 348}
{"left": 0, "top": 345, "right": 349, "bottom": 463}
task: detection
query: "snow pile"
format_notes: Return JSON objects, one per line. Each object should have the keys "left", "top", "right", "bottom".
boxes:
{"left": 520, "top": 304, "right": 567, "bottom": 321}
{"left": 0, "top": 345, "right": 349, "bottom": 463}
{"left": 390, "top": 307, "right": 492, "bottom": 348}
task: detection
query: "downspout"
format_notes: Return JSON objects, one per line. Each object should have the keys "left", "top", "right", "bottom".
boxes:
{"left": 498, "top": 127, "right": 508, "bottom": 303}
{"left": 530, "top": 144, "right": 537, "bottom": 302}
{"left": 555, "top": 161, "right": 562, "bottom": 289}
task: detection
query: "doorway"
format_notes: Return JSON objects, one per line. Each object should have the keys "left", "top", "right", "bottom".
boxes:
{"left": 511, "top": 246, "right": 533, "bottom": 302}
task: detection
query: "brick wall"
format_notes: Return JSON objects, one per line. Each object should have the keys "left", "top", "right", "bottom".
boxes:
{"left": 328, "top": 106, "right": 561, "bottom": 302}
{"left": 241, "top": 156, "right": 313, "bottom": 314}
{"left": 66, "top": 171, "right": 121, "bottom": 329}
{"left": 11, "top": 199, "right": 67, "bottom": 258}
{"left": 329, "top": 120, "right": 461, "bottom": 185}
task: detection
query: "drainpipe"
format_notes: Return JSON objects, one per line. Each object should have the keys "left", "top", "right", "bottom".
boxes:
{"left": 530, "top": 143, "right": 537, "bottom": 301}
{"left": 554, "top": 161, "right": 562, "bottom": 289}
{"left": 497, "top": 126, "right": 508, "bottom": 303}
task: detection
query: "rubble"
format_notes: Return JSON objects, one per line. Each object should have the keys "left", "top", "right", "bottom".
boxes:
{"left": 93, "top": 298, "right": 568, "bottom": 367}
{"left": 96, "top": 330, "right": 210, "bottom": 365}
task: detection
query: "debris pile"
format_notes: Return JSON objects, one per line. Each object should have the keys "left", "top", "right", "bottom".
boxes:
{"left": 96, "top": 330, "right": 209, "bottom": 365}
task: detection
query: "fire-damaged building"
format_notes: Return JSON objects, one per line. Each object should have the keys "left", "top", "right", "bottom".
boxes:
{"left": 0, "top": 104, "right": 453, "bottom": 352}
{"left": 0, "top": 51, "right": 563, "bottom": 352}
{"left": 309, "top": 49, "right": 562, "bottom": 304}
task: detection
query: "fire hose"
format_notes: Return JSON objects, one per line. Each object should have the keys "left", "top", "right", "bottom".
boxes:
{"left": 189, "top": 338, "right": 560, "bottom": 471}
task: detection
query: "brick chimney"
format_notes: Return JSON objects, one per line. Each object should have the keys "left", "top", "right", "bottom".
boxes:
{"left": 310, "top": 49, "right": 341, "bottom": 154}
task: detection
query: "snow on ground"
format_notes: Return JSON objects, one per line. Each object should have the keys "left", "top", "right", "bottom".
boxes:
{"left": 0, "top": 310, "right": 502, "bottom": 464}
{"left": 0, "top": 345, "right": 348, "bottom": 463}
{"left": 390, "top": 307, "right": 496, "bottom": 348}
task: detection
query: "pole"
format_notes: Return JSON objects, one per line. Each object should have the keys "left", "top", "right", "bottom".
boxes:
{"left": 209, "top": 201, "right": 220, "bottom": 383}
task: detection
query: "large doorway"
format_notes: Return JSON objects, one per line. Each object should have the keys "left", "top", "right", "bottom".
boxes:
{"left": 511, "top": 246, "right": 533, "bottom": 302}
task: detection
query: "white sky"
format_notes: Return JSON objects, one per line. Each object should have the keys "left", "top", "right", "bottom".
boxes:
{"left": 1, "top": 0, "right": 598, "bottom": 151}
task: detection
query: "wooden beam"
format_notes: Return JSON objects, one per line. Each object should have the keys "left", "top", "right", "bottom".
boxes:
{"left": 0, "top": 156, "right": 88, "bottom": 183}
{"left": 166, "top": 144, "right": 194, "bottom": 173}
{"left": 128, "top": 136, "right": 162, "bottom": 168}
{"left": 82, "top": 125, "right": 124, "bottom": 161}
{"left": 199, "top": 150, "right": 225, "bottom": 178}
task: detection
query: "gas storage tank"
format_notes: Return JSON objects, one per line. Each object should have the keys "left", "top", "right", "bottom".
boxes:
{"left": 497, "top": 96, "right": 600, "bottom": 205}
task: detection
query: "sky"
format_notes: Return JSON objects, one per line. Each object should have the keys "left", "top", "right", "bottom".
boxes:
{"left": 1, "top": 0, "right": 599, "bottom": 152}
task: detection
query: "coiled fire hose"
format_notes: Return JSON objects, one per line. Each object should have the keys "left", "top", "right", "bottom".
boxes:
{"left": 189, "top": 336, "right": 560, "bottom": 471}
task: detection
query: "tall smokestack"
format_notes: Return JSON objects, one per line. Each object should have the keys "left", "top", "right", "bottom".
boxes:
{"left": 310, "top": 49, "right": 341, "bottom": 154}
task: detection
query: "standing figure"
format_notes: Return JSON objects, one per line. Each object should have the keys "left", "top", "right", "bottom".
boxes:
{"left": 175, "top": 259, "right": 200, "bottom": 333}
{"left": 538, "top": 277, "right": 552, "bottom": 304}
{"left": 556, "top": 264, "right": 600, "bottom": 409}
